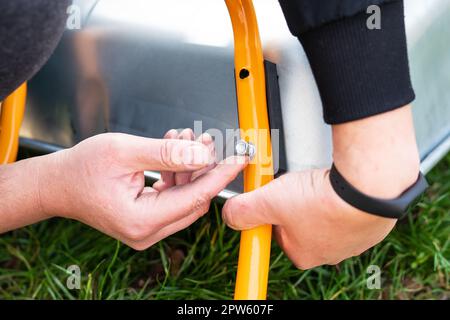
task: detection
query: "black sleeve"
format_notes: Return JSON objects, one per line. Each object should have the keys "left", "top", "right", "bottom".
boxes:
{"left": 278, "top": 0, "right": 415, "bottom": 124}
{"left": 0, "top": 0, "right": 70, "bottom": 101}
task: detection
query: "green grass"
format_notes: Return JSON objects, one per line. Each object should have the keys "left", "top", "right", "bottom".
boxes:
{"left": 1, "top": 153, "right": 449, "bottom": 300}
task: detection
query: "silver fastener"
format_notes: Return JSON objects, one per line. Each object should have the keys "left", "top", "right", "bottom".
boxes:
{"left": 235, "top": 140, "right": 256, "bottom": 159}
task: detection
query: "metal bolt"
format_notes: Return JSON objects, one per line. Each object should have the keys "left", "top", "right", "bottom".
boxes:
{"left": 235, "top": 140, "right": 256, "bottom": 159}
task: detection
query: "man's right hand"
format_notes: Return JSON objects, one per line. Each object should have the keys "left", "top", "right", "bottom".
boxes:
{"left": 29, "top": 131, "right": 246, "bottom": 250}
{"left": 223, "top": 106, "right": 420, "bottom": 269}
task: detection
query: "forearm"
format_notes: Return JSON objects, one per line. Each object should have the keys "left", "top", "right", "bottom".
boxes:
{"left": 0, "top": 155, "right": 52, "bottom": 233}
{"left": 332, "top": 105, "right": 420, "bottom": 199}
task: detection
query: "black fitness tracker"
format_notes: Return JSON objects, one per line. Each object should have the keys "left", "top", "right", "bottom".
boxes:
{"left": 329, "top": 164, "right": 429, "bottom": 219}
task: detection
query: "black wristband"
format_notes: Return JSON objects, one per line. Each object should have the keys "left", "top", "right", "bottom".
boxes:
{"left": 329, "top": 164, "right": 428, "bottom": 219}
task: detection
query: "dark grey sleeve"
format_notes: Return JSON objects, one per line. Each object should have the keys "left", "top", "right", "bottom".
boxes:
{"left": 278, "top": 0, "right": 415, "bottom": 124}
{"left": 278, "top": 0, "right": 397, "bottom": 34}
{"left": 0, "top": 0, "right": 70, "bottom": 101}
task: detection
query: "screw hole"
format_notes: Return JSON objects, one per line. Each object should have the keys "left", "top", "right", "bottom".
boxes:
{"left": 239, "top": 68, "right": 250, "bottom": 79}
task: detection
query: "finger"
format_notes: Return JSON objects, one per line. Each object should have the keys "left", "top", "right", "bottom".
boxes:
{"left": 191, "top": 133, "right": 216, "bottom": 181}
{"left": 139, "top": 186, "right": 158, "bottom": 195}
{"left": 175, "top": 129, "right": 196, "bottom": 186}
{"left": 158, "top": 129, "right": 179, "bottom": 191}
{"left": 191, "top": 163, "right": 216, "bottom": 181}
{"left": 196, "top": 132, "right": 214, "bottom": 150}
{"left": 196, "top": 132, "right": 215, "bottom": 162}
{"left": 154, "top": 132, "right": 216, "bottom": 190}
{"left": 222, "top": 178, "right": 282, "bottom": 230}
{"left": 137, "top": 133, "right": 217, "bottom": 245}
{"left": 135, "top": 156, "right": 247, "bottom": 228}
{"left": 115, "top": 133, "right": 212, "bottom": 172}
{"left": 134, "top": 207, "right": 206, "bottom": 249}
{"left": 152, "top": 179, "right": 168, "bottom": 192}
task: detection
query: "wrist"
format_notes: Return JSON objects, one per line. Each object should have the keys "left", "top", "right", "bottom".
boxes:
{"left": 37, "top": 149, "right": 71, "bottom": 219}
{"left": 332, "top": 106, "right": 420, "bottom": 199}
{"left": 0, "top": 156, "right": 55, "bottom": 233}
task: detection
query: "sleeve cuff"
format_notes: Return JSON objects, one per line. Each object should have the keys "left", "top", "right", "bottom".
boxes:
{"left": 298, "top": 1, "right": 415, "bottom": 124}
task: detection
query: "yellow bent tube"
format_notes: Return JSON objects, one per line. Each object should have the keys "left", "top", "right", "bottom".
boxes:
{"left": 225, "top": 0, "right": 274, "bottom": 300}
{"left": 0, "top": 83, "right": 27, "bottom": 164}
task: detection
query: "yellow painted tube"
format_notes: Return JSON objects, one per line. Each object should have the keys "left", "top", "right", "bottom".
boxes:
{"left": 225, "top": 0, "right": 274, "bottom": 300}
{"left": 0, "top": 83, "right": 27, "bottom": 164}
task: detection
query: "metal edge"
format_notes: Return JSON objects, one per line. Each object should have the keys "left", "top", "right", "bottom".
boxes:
{"left": 420, "top": 132, "right": 450, "bottom": 174}
{"left": 143, "top": 169, "right": 238, "bottom": 200}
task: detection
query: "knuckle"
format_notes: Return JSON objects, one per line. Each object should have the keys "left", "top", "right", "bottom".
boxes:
{"left": 292, "top": 255, "right": 322, "bottom": 270}
{"left": 128, "top": 238, "right": 158, "bottom": 251}
{"left": 128, "top": 242, "right": 147, "bottom": 251}
{"left": 100, "top": 133, "right": 122, "bottom": 157}
{"left": 128, "top": 241, "right": 150, "bottom": 251}
{"left": 119, "top": 223, "right": 150, "bottom": 243}
{"left": 159, "top": 140, "right": 176, "bottom": 168}
{"left": 192, "top": 193, "right": 211, "bottom": 216}
{"left": 293, "top": 260, "right": 316, "bottom": 271}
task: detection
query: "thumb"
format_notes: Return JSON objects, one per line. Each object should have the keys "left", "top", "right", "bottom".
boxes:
{"left": 116, "top": 134, "right": 214, "bottom": 172}
{"left": 135, "top": 156, "right": 248, "bottom": 226}
{"left": 222, "top": 179, "right": 281, "bottom": 230}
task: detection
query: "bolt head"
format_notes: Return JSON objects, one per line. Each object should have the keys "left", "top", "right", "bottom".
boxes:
{"left": 235, "top": 140, "right": 256, "bottom": 159}
{"left": 247, "top": 143, "right": 256, "bottom": 159}
{"left": 235, "top": 140, "right": 248, "bottom": 156}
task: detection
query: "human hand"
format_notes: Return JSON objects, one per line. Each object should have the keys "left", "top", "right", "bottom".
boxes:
{"left": 223, "top": 106, "right": 420, "bottom": 269}
{"left": 222, "top": 169, "right": 399, "bottom": 269}
{"left": 38, "top": 132, "right": 246, "bottom": 250}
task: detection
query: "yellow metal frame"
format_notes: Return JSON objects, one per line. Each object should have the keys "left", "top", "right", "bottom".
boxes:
{"left": 225, "top": 0, "right": 274, "bottom": 300}
{"left": 0, "top": 82, "right": 27, "bottom": 164}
